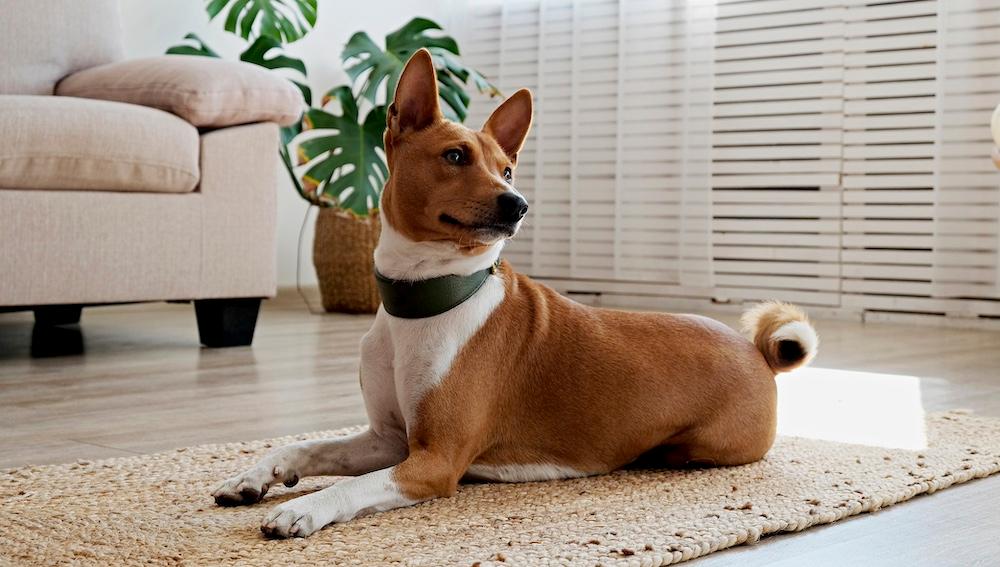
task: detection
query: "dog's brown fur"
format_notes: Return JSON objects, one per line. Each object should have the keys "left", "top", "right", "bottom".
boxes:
{"left": 382, "top": 50, "right": 532, "bottom": 254}
{"left": 382, "top": 50, "right": 818, "bottom": 502}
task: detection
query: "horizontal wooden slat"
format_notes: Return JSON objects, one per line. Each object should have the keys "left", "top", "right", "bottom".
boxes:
{"left": 714, "top": 245, "right": 841, "bottom": 262}
{"left": 715, "top": 260, "right": 840, "bottom": 277}
{"left": 714, "top": 190, "right": 840, "bottom": 203}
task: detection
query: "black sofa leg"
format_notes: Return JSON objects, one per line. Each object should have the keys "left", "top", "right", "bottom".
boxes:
{"left": 194, "top": 298, "right": 262, "bottom": 348}
{"left": 34, "top": 305, "right": 83, "bottom": 326}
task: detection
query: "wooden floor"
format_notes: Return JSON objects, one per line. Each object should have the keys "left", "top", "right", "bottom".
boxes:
{"left": 2, "top": 290, "right": 999, "bottom": 566}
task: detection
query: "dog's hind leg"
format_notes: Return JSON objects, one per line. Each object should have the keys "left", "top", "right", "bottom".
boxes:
{"left": 212, "top": 428, "right": 408, "bottom": 506}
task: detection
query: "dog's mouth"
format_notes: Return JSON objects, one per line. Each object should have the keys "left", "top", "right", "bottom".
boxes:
{"left": 439, "top": 213, "right": 518, "bottom": 239}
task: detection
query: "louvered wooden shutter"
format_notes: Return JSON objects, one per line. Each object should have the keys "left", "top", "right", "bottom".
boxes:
{"left": 839, "top": 0, "right": 939, "bottom": 316}
{"left": 460, "top": 0, "right": 717, "bottom": 297}
{"left": 842, "top": 0, "right": 1000, "bottom": 320}
{"left": 711, "top": 0, "right": 845, "bottom": 308}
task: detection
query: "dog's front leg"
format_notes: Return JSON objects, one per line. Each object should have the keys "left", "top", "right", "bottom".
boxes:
{"left": 214, "top": 316, "right": 404, "bottom": 507}
{"left": 260, "top": 449, "right": 462, "bottom": 538}
{"left": 212, "top": 429, "right": 407, "bottom": 506}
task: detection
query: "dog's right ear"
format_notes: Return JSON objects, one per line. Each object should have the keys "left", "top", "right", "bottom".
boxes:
{"left": 387, "top": 49, "right": 441, "bottom": 136}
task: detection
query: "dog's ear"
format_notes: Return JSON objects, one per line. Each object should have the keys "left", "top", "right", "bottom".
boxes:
{"left": 482, "top": 89, "right": 533, "bottom": 162}
{"left": 387, "top": 49, "right": 441, "bottom": 135}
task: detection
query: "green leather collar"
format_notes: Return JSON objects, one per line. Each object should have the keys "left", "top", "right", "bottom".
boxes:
{"left": 375, "top": 260, "right": 501, "bottom": 319}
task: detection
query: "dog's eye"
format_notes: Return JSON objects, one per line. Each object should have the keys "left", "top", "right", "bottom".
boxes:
{"left": 443, "top": 148, "right": 465, "bottom": 165}
{"left": 504, "top": 167, "right": 513, "bottom": 182}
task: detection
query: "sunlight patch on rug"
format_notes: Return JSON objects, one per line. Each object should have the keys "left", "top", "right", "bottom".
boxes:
{"left": 777, "top": 367, "right": 927, "bottom": 450}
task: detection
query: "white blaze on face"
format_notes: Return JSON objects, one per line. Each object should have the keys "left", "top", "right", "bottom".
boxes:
{"left": 374, "top": 203, "right": 505, "bottom": 280}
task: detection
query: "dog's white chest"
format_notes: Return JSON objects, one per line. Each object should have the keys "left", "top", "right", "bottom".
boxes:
{"left": 373, "top": 276, "right": 505, "bottom": 429}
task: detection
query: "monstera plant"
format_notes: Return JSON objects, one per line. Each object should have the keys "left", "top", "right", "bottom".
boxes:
{"left": 168, "top": 3, "right": 498, "bottom": 313}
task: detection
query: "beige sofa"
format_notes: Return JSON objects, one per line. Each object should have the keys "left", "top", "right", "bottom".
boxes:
{"left": 0, "top": 0, "right": 301, "bottom": 347}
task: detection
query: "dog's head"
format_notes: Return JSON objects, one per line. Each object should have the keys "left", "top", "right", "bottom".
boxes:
{"left": 381, "top": 49, "right": 533, "bottom": 253}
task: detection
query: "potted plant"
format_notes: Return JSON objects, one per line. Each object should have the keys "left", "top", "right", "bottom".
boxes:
{"left": 169, "top": 2, "right": 496, "bottom": 313}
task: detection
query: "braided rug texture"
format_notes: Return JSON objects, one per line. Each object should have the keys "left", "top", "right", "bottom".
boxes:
{"left": 3, "top": 411, "right": 1000, "bottom": 566}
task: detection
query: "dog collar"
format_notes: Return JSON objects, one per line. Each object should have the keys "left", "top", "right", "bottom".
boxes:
{"left": 374, "top": 260, "right": 501, "bottom": 319}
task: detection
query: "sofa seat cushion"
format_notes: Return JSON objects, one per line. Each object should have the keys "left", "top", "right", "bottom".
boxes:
{"left": 0, "top": 95, "right": 199, "bottom": 194}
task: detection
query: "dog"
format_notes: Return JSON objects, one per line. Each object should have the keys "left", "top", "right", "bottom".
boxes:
{"left": 212, "top": 48, "right": 819, "bottom": 538}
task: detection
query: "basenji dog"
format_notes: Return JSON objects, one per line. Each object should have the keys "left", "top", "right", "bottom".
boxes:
{"left": 212, "top": 49, "right": 819, "bottom": 538}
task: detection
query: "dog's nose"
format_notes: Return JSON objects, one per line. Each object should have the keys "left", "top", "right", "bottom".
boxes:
{"left": 497, "top": 192, "right": 529, "bottom": 222}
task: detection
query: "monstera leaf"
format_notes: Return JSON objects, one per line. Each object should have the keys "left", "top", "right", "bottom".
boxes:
{"left": 295, "top": 87, "right": 388, "bottom": 215}
{"left": 166, "top": 33, "right": 220, "bottom": 57}
{"left": 342, "top": 17, "right": 500, "bottom": 122}
{"left": 205, "top": 0, "right": 317, "bottom": 43}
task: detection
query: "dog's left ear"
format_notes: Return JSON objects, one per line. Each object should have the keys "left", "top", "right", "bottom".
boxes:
{"left": 387, "top": 48, "right": 442, "bottom": 136}
{"left": 483, "top": 89, "right": 533, "bottom": 162}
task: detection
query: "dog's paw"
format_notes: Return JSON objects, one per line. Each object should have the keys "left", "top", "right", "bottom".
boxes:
{"left": 260, "top": 497, "right": 325, "bottom": 538}
{"left": 212, "top": 464, "right": 299, "bottom": 507}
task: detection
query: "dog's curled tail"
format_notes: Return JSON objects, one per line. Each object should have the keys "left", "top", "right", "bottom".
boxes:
{"left": 740, "top": 300, "right": 818, "bottom": 373}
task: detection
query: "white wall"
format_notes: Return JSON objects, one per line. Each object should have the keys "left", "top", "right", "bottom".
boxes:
{"left": 119, "top": 0, "right": 452, "bottom": 286}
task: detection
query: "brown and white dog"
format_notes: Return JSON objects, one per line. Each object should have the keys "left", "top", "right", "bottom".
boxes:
{"left": 212, "top": 49, "right": 819, "bottom": 538}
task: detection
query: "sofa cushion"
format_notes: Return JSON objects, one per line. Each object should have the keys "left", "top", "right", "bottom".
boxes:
{"left": 0, "top": 0, "right": 124, "bottom": 95}
{"left": 56, "top": 55, "right": 304, "bottom": 128}
{"left": 0, "top": 96, "right": 199, "bottom": 194}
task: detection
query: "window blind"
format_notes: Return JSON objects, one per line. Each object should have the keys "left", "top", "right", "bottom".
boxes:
{"left": 460, "top": 0, "right": 717, "bottom": 296}
{"left": 711, "top": 0, "right": 845, "bottom": 308}
{"left": 840, "top": 0, "right": 940, "bottom": 316}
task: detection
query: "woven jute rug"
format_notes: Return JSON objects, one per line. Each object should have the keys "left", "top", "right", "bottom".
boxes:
{"left": 3, "top": 412, "right": 1000, "bottom": 566}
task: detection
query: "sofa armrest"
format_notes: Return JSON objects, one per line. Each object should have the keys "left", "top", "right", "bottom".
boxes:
{"left": 55, "top": 55, "right": 303, "bottom": 128}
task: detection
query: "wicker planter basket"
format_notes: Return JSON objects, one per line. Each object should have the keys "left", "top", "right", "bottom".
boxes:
{"left": 313, "top": 208, "right": 381, "bottom": 314}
